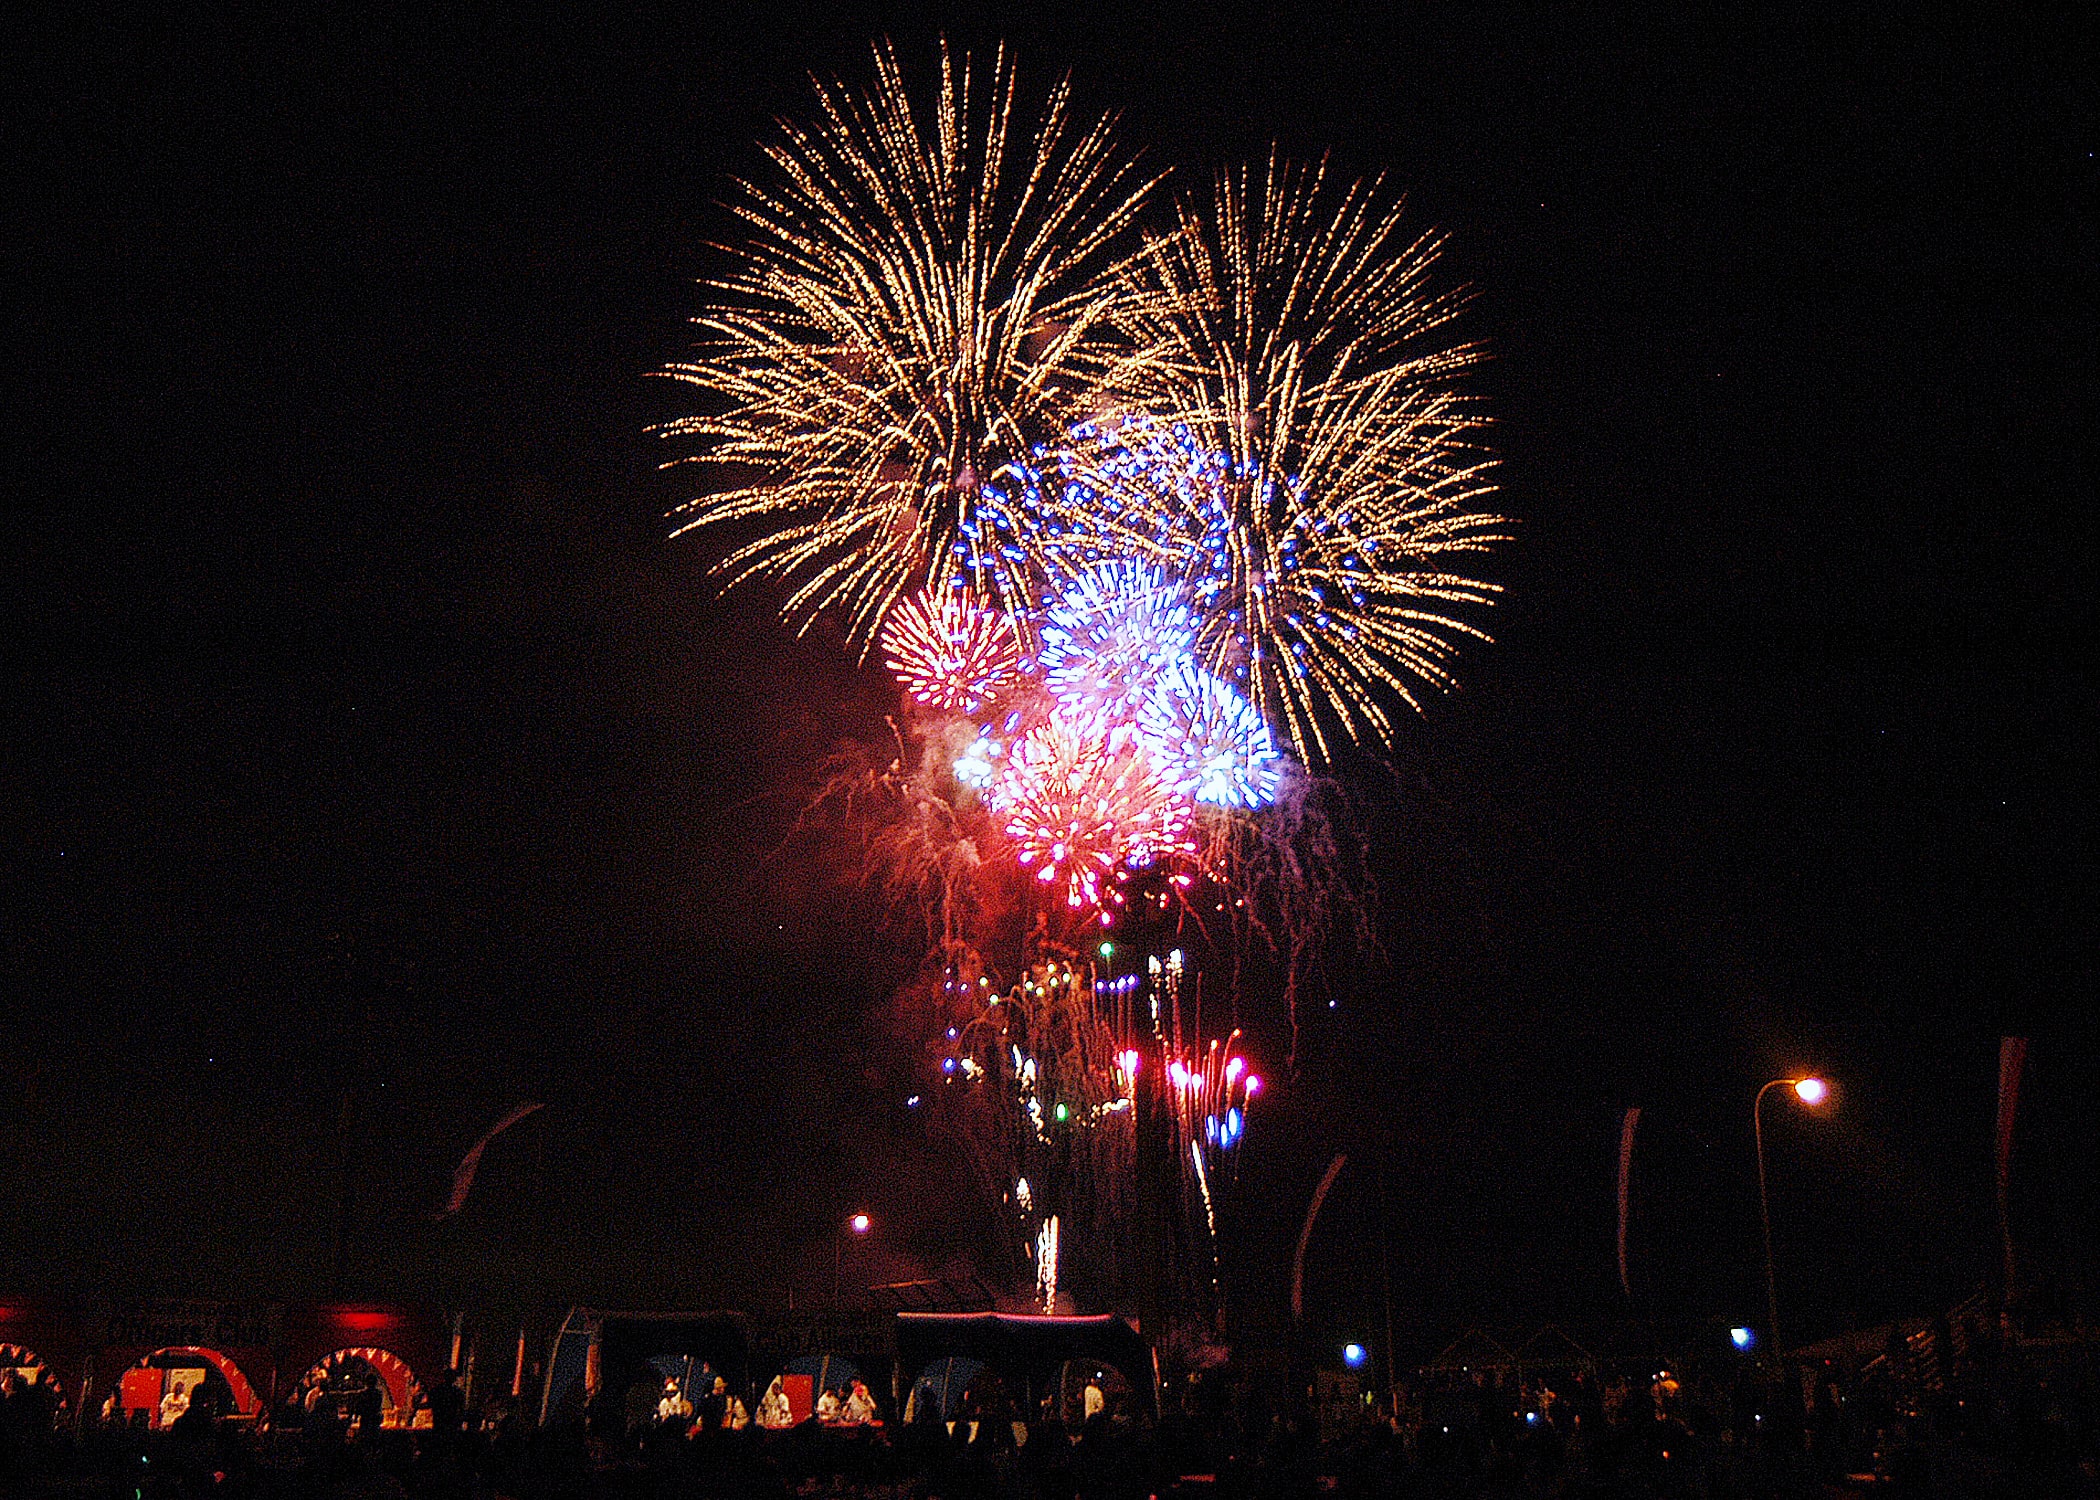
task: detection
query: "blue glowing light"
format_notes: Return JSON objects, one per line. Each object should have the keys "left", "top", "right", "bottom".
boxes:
{"left": 1730, "top": 1327, "right": 1755, "bottom": 1350}
{"left": 953, "top": 731, "right": 1004, "bottom": 793}
{"left": 1038, "top": 561, "right": 1200, "bottom": 716}
{"left": 1343, "top": 1343, "right": 1367, "bottom": 1368}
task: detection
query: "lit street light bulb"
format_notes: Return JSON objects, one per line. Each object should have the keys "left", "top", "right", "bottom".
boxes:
{"left": 849, "top": 1213, "right": 872, "bottom": 1234}
{"left": 1793, "top": 1077, "right": 1828, "bottom": 1106}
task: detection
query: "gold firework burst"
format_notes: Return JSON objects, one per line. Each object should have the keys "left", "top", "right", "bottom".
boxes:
{"left": 659, "top": 39, "right": 1166, "bottom": 646}
{"left": 1111, "top": 154, "right": 1509, "bottom": 762}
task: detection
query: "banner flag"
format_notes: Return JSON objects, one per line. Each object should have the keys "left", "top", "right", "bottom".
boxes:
{"left": 1617, "top": 1107, "right": 1640, "bottom": 1301}
{"left": 435, "top": 1102, "right": 544, "bottom": 1219}
{"left": 1996, "top": 1038, "right": 2027, "bottom": 1296}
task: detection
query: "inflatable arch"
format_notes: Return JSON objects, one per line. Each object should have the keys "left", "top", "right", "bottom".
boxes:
{"left": 296, "top": 1346, "right": 424, "bottom": 1429}
{"left": 125, "top": 1347, "right": 263, "bottom": 1423}
{"left": 1, "top": 1342, "right": 62, "bottom": 1405}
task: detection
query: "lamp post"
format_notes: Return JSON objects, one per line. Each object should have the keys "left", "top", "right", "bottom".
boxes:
{"left": 834, "top": 1212, "right": 871, "bottom": 1310}
{"left": 1754, "top": 1076, "right": 1829, "bottom": 1354}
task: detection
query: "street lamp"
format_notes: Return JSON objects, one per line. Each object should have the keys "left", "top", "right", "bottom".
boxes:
{"left": 1754, "top": 1076, "right": 1830, "bottom": 1354}
{"left": 834, "top": 1211, "right": 872, "bottom": 1310}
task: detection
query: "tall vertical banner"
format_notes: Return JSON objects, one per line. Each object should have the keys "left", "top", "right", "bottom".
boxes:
{"left": 1617, "top": 1107, "right": 1640, "bottom": 1302}
{"left": 1996, "top": 1037, "right": 2028, "bottom": 1300}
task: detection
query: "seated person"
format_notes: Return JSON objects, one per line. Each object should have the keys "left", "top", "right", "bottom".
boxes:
{"left": 656, "top": 1378, "right": 693, "bottom": 1425}
{"left": 757, "top": 1377, "right": 794, "bottom": 1429}
{"left": 841, "top": 1377, "right": 879, "bottom": 1425}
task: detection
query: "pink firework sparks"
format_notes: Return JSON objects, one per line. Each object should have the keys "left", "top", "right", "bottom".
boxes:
{"left": 996, "top": 710, "right": 1197, "bottom": 914}
{"left": 878, "top": 590, "right": 1025, "bottom": 713}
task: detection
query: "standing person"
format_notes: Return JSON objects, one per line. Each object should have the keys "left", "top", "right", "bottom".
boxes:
{"left": 353, "top": 1375, "right": 384, "bottom": 1443}
{"left": 157, "top": 1376, "right": 191, "bottom": 1431}
{"left": 169, "top": 1383, "right": 214, "bottom": 1443}
{"left": 842, "top": 1378, "right": 878, "bottom": 1425}
{"left": 757, "top": 1377, "right": 792, "bottom": 1430}
{"left": 306, "top": 1370, "right": 344, "bottom": 1443}
{"left": 430, "top": 1368, "right": 466, "bottom": 1437}
{"left": 656, "top": 1378, "right": 692, "bottom": 1426}
{"left": 695, "top": 1376, "right": 728, "bottom": 1432}
{"left": 19, "top": 1369, "right": 59, "bottom": 1450}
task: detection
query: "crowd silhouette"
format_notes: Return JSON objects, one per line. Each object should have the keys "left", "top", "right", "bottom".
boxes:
{"left": 5, "top": 1320, "right": 2097, "bottom": 1498}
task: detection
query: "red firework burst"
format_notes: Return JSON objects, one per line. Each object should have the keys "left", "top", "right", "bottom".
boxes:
{"left": 878, "top": 590, "right": 1025, "bottom": 713}
{"left": 997, "top": 710, "right": 1198, "bottom": 915}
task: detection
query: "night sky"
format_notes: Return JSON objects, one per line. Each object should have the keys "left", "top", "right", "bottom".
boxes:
{"left": 5, "top": 3, "right": 2093, "bottom": 1357}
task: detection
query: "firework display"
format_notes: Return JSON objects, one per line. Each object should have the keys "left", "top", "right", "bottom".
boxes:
{"left": 998, "top": 710, "right": 1197, "bottom": 916}
{"left": 1139, "top": 658, "right": 1281, "bottom": 810}
{"left": 1037, "top": 561, "right": 1201, "bottom": 717}
{"left": 879, "top": 590, "right": 1026, "bottom": 713}
{"left": 938, "top": 952, "right": 1262, "bottom": 1316}
{"left": 669, "top": 41, "right": 1503, "bottom": 1322}
{"left": 659, "top": 40, "right": 1163, "bottom": 644}
{"left": 666, "top": 46, "right": 1501, "bottom": 768}
{"left": 1117, "top": 156, "right": 1509, "bottom": 760}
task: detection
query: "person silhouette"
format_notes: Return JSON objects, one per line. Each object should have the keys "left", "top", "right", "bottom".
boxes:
{"left": 353, "top": 1374, "right": 384, "bottom": 1442}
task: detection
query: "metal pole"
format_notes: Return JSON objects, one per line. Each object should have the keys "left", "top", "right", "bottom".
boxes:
{"left": 1379, "top": 1168, "right": 1397, "bottom": 1411}
{"left": 1754, "top": 1080, "right": 1783, "bottom": 1353}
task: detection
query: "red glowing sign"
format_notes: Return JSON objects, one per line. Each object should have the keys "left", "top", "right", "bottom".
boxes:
{"left": 326, "top": 1309, "right": 402, "bottom": 1335}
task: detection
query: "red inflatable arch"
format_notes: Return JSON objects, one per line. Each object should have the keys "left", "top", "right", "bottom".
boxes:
{"left": 141, "top": 1346, "right": 262, "bottom": 1420}
{"left": 1, "top": 1342, "right": 62, "bottom": 1404}
{"left": 299, "top": 1347, "right": 424, "bottom": 1427}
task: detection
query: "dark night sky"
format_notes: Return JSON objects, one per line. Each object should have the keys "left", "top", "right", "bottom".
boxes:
{"left": 4, "top": 3, "right": 2094, "bottom": 1355}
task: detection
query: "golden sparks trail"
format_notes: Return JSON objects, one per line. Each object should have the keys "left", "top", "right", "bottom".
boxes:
{"left": 659, "top": 39, "right": 1166, "bottom": 647}
{"left": 1114, "top": 154, "right": 1509, "bottom": 762}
